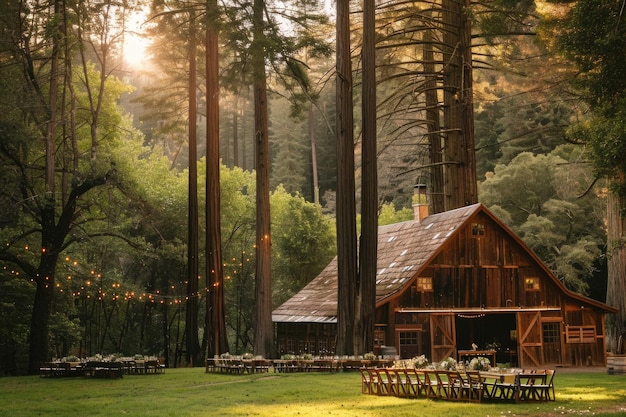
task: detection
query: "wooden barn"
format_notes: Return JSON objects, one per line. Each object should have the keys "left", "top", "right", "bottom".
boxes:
{"left": 272, "top": 203, "right": 617, "bottom": 368}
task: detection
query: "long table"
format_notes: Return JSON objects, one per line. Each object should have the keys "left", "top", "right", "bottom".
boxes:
{"left": 39, "top": 359, "right": 164, "bottom": 378}
{"left": 205, "top": 358, "right": 395, "bottom": 374}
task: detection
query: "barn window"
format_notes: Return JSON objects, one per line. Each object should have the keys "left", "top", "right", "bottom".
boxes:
{"left": 374, "top": 328, "right": 386, "bottom": 347}
{"left": 471, "top": 223, "right": 485, "bottom": 236}
{"left": 416, "top": 277, "right": 433, "bottom": 292}
{"left": 524, "top": 278, "right": 540, "bottom": 291}
{"left": 399, "top": 331, "right": 418, "bottom": 346}
{"left": 543, "top": 323, "right": 560, "bottom": 343}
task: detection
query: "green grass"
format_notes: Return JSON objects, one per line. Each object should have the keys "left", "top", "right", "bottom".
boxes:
{"left": 0, "top": 369, "right": 625, "bottom": 417}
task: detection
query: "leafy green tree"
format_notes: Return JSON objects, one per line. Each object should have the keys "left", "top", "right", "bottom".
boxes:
{"left": 479, "top": 148, "right": 605, "bottom": 293}
{"left": 0, "top": 0, "right": 146, "bottom": 372}
{"left": 271, "top": 186, "right": 336, "bottom": 306}
{"left": 551, "top": 0, "right": 626, "bottom": 350}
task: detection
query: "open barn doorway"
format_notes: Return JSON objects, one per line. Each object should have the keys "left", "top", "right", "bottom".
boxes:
{"left": 455, "top": 313, "right": 518, "bottom": 366}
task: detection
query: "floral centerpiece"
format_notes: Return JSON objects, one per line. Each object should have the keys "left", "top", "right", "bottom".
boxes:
{"left": 413, "top": 354, "right": 429, "bottom": 369}
{"left": 438, "top": 357, "right": 457, "bottom": 370}
{"left": 468, "top": 356, "right": 491, "bottom": 371}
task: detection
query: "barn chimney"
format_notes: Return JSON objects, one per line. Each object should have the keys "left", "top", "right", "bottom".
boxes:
{"left": 412, "top": 184, "right": 429, "bottom": 222}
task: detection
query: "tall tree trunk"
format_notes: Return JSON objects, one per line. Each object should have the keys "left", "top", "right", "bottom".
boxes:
{"left": 335, "top": 0, "right": 357, "bottom": 357}
{"left": 206, "top": 0, "right": 229, "bottom": 358}
{"left": 186, "top": 11, "right": 201, "bottom": 366}
{"left": 355, "top": 0, "right": 377, "bottom": 356}
{"left": 606, "top": 184, "right": 626, "bottom": 352}
{"left": 424, "top": 27, "right": 445, "bottom": 214}
{"left": 309, "top": 104, "right": 320, "bottom": 205}
{"left": 441, "top": 0, "right": 477, "bottom": 210}
{"left": 29, "top": 0, "right": 61, "bottom": 374}
{"left": 252, "top": 0, "right": 274, "bottom": 358}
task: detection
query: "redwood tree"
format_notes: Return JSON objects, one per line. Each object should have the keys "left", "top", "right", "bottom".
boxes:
{"left": 252, "top": 0, "right": 274, "bottom": 358}
{"left": 335, "top": 0, "right": 357, "bottom": 356}
{"left": 206, "top": 0, "right": 229, "bottom": 358}
{"left": 356, "top": 0, "right": 377, "bottom": 355}
{"left": 186, "top": 9, "right": 201, "bottom": 366}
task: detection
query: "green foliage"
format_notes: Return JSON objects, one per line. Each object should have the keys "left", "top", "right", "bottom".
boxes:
{"left": 0, "top": 275, "right": 34, "bottom": 375}
{"left": 556, "top": 0, "right": 626, "bottom": 199}
{"left": 479, "top": 149, "right": 605, "bottom": 293}
{"left": 271, "top": 186, "right": 336, "bottom": 306}
{"left": 378, "top": 203, "right": 414, "bottom": 226}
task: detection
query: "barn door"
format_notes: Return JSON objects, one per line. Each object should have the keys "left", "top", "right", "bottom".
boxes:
{"left": 430, "top": 313, "right": 456, "bottom": 362}
{"left": 517, "top": 311, "right": 542, "bottom": 368}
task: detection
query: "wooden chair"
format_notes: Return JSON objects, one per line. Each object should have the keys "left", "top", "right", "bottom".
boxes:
{"left": 402, "top": 369, "right": 421, "bottom": 398}
{"left": 465, "top": 370, "right": 485, "bottom": 403}
{"left": 535, "top": 369, "right": 555, "bottom": 401}
{"left": 377, "top": 368, "right": 394, "bottom": 396}
{"left": 410, "top": 369, "right": 428, "bottom": 398}
{"left": 367, "top": 368, "right": 385, "bottom": 395}
{"left": 359, "top": 368, "right": 375, "bottom": 394}
{"left": 422, "top": 369, "right": 441, "bottom": 399}
{"left": 385, "top": 368, "right": 405, "bottom": 397}
{"left": 486, "top": 373, "right": 517, "bottom": 401}
{"left": 444, "top": 370, "right": 468, "bottom": 401}
{"left": 515, "top": 372, "right": 548, "bottom": 402}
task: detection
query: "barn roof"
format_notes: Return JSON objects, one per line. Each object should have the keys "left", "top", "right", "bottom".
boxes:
{"left": 272, "top": 203, "right": 616, "bottom": 323}
{"left": 272, "top": 204, "right": 481, "bottom": 323}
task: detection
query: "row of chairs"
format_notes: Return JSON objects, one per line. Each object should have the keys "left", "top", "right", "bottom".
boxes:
{"left": 360, "top": 368, "right": 555, "bottom": 403}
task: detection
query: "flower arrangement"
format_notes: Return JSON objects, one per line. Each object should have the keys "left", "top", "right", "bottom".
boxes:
{"left": 485, "top": 342, "right": 501, "bottom": 351}
{"left": 468, "top": 356, "right": 491, "bottom": 371}
{"left": 438, "top": 357, "right": 457, "bottom": 370}
{"left": 363, "top": 352, "right": 376, "bottom": 360}
{"left": 242, "top": 352, "right": 254, "bottom": 359}
{"left": 220, "top": 352, "right": 232, "bottom": 359}
{"left": 413, "top": 354, "right": 430, "bottom": 369}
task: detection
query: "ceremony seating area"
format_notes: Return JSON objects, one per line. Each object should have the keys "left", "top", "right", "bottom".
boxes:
{"left": 360, "top": 367, "right": 556, "bottom": 403}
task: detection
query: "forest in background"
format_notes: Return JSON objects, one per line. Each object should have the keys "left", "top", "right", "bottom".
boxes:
{"left": 1, "top": 0, "right": 624, "bottom": 375}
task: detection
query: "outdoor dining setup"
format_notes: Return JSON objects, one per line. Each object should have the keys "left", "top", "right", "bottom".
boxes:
{"left": 205, "top": 353, "right": 395, "bottom": 374}
{"left": 39, "top": 355, "right": 165, "bottom": 378}
{"left": 359, "top": 356, "right": 556, "bottom": 403}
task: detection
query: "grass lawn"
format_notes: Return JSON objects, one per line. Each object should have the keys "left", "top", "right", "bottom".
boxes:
{"left": 0, "top": 368, "right": 625, "bottom": 417}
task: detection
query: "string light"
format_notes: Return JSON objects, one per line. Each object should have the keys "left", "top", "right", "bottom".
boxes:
{"left": 2, "top": 244, "right": 256, "bottom": 305}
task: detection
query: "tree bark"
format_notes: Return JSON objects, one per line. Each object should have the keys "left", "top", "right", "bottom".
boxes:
{"left": 441, "top": 0, "right": 477, "bottom": 210}
{"left": 424, "top": 26, "right": 445, "bottom": 214}
{"left": 356, "top": 0, "right": 377, "bottom": 356}
{"left": 606, "top": 184, "right": 626, "bottom": 352}
{"left": 206, "top": 0, "right": 229, "bottom": 358}
{"left": 252, "top": 0, "right": 274, "bottom": 358}
{"left": 186, "top": 11, "right": 201, "bottom": 366}
{"left": 335, "top": 0, "right": 357, "bottom": 356}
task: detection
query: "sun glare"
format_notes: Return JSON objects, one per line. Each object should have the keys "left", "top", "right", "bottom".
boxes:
{"left": 123, "top": 10, "right": 152, "bottom": 70}
{"left": 123, "top": 32, "right": 151, "bottom": 69}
